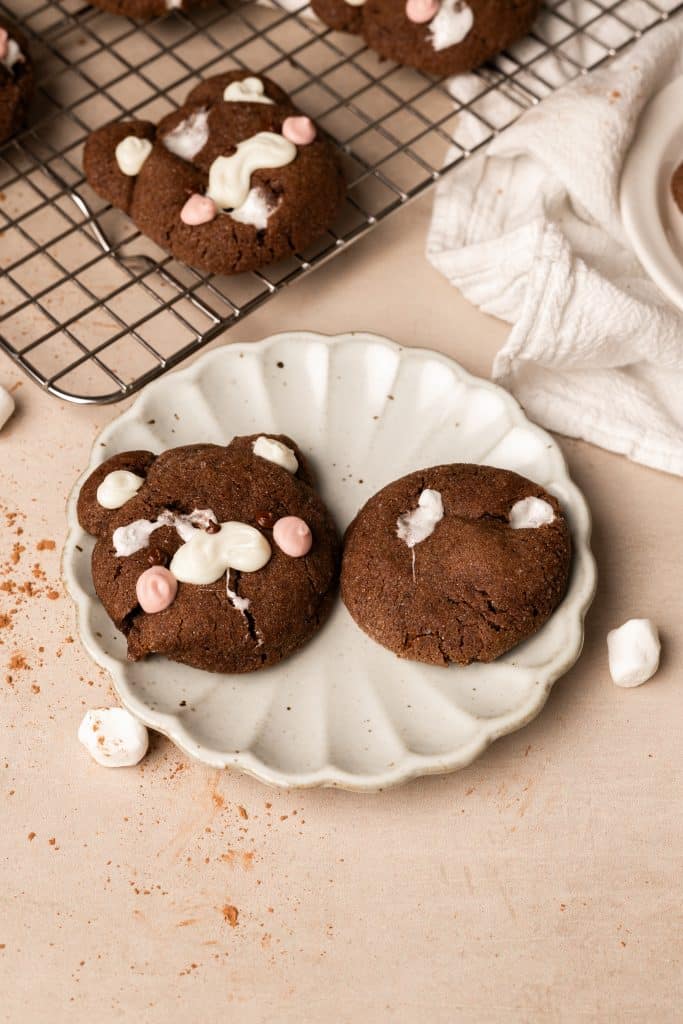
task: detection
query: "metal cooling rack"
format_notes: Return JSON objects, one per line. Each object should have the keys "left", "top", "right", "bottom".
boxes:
{"left": 0, "top": 0, "right": 680, "bottom": 403}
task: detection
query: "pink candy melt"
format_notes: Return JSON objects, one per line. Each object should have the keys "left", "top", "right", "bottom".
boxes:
{"left": 405, "top": 0, "right": 439, "bottom": 23}
{"left": 0, "top": 29, "right": 8, "bottom": 60}
{"left": 180, "top": 193, "right": 217, "bottom": 226}
{"left": 281, "top": 116, "right": 316, "bottom": 146}
{"left": 136, "top": 566, "right": 178, "bottom": 613}
{"left": 273, "top": 516, "right": 313, "bottom": 558}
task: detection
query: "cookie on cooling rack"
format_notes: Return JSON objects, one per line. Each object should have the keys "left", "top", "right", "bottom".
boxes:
{"left": 83, "top": 71, "right": 346, "bottom": 276}
{"left": 672, "top": 162, "right": 683, "bottom": 214}
{"left": 77, "top": 434, "right": 341, "bottom": 674}
{"left": 0, "top": 19, "right": 33, "bottom": 145}
{"left": 341, "top": 464, "right": 572, "bottom": 666}
{"left": 88, "top": 0, "right": 205, "bottom": 17}
{"left": 311, "top": 0, "right": 541, "bottom": 76}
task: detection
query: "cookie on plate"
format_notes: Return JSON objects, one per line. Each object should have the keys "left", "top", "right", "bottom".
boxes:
{"left": 0, "top": 19, "right": 33, "bottom": 145}
{"left": 88, "top": 0, "right": 204, "bottom": 17}
{"left": 83, "top": 71, "right": 346, "bottom": 276}
{"left": 77, "top": 434, "right": 341, "bottom": 674}
{"left": 672, "top": 162, "right": 683, "bottom": 214}
{"left": 311, "top": 0, "right": 541, "bottom": 77}
{"left": 341, "top": 463, "right": 572, "bottom": 666}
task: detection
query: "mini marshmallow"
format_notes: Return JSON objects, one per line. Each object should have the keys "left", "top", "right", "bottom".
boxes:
{"left": 607, "top": 619, "right": 661, "bottom": 688}
{"left": 115, "top": 136, "right": 153, "bottom": 177}
{"left": 509, "top": 496, "right": 555, "bottom": 529}
{"left": 181, "top": 193, "right": 216, "bottom": 226}
{"left": 96, "top": 469, "right": 144, "bottom": 510}
{"left": 405, "top": 0, "right": 439, "bottom": 23}
{"left": 0, "top": 385, "right": 15, "bottom": 431}
{"left": 253, "top": 436, "right": 299, "bottom": 474}
{"left": 136, "top": 565, "right": 178, "bottom": 613}
{"left": 281, "top": 116, "right": 316, "bottom": 146}
{"left": 273, "top": 516, "right": 312, "bottom": 557}
{"left": 397, "top": 489, "right": 444, "bottom": 548}
{"left": 78, "top": 708, "right": 149, "bottom": 767}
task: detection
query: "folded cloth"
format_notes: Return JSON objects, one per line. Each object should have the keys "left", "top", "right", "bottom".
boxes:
{"left": 427, "top": 19, "right": 683, "bottom": 477}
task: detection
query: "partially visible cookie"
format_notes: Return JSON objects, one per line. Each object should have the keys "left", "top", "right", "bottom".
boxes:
{"left": 77, "top": 434, "right": 341, "bottom": 674}
{"left": 88, "top": 0, "right": 204, "bottom": 17}
{"left": 0, "top": 19, "right": 33, "bottom": 145}
{"left": 341, "top": 464, "right": 572, "bottom": 666}
{"left": 311, "top": 0, "right": 541, "bottom": 77}
{"left": 83, "top": 71, "right": 346, "bottom": 276}
{"left": 672, "top": 161, "right": 683, "bottom": 214}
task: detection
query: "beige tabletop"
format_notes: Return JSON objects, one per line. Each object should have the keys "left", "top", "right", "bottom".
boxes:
{"left": 1, "top": 192, "right": 681, "bottom": 1023}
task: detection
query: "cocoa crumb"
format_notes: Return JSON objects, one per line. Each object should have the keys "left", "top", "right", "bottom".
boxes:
{"left": 27, "top": 832, "right": 36, "bottom": 841}
{"left": 222, "top": 905, "right": 239, "bottom": 928}
{"left": 238, "top": 805, "right": 248, "bottom": 820}
{"left": 36, "top": 540, "right": 56, "bottom": 551}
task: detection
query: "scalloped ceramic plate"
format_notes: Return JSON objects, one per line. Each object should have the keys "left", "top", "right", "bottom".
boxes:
{"left": 64, "top": 333, "right": 596, "bottom": 790}
{"left": 620, "top": 75, "right": 683, "bottom": 311}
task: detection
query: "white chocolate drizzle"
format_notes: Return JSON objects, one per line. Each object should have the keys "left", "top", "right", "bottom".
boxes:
{"left": 170, "top": 521, "right": 271, "bottom": 584}
{"left": 252, "top": 436, "right": 298, "bottom": 474}
{"left": 115, "top": 136, "right": 153, "bottom": 176}
{"left": 207, "top": 132, "right": 296, "bottom": 212}
{"left": 96, "top": 470, "right": 145, "bottom": 510}
{"left": 223, "top": 77, "right": 275, "bottom": 105}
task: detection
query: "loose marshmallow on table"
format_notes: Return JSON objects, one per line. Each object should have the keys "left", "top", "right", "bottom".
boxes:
{"left": 253, "top": 436, "right": 299, "bottom": 474}
{"left": 0, "top": 385, "right": 15, "bottom": 432}
{"left": 607, "top": 619, "right": 661, "bottom": 688}
{"left": 78, "top": 708, "right": 149, "bottom": 767}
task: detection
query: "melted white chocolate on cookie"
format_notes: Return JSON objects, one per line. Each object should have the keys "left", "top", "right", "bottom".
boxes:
{"left": 207, "top": 132, "right": 296, "bottom": 212}
{"left": 170, "top": 521, "right": 271, "bottom": 584}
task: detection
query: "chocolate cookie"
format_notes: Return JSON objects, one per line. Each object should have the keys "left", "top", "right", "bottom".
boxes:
{"left": 83, "top": 71, "right": 346, "bottom": 276}
{"left": 77, "top": 435, "right": 341, "bottom": 674}
{"left": 672, "top": 162, "right": 683, "bottom": 214}
{"left": 88, "top": 0, "right": 204, "bottom": 16}
{"left": 0, "top": 19, "right": 33, "bottom": 145}
{"left": 341, "top": 464, "right": 572, "bottom": 666}
{"left": 311, "top": 0, "right": 541, "bottom": 76}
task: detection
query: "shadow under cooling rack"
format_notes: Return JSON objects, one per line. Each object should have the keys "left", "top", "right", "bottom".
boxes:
{"left": 0, "top": 0, "right": 680, "bottom": 403}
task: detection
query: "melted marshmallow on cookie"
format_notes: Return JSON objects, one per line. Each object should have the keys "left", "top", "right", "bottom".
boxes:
{"left": 170, "top": 521, "right": 271, "bottom": 584}
{"left": 163, "top": 108, "right": 209, "bottom": 161}
{"left": 509, "top": 497, "right": 555, "bottom": 529}
{"left": 113, "top": 508, "right": 218, "bottom": 557}
{"left": 429, "top": 0, "right": 473, "bottom": 50}
{"left": 252, "top": 436, "right": 299, "bottom": 474}
{"left": 396, "top": 489, "right": 444, "bottom": 547}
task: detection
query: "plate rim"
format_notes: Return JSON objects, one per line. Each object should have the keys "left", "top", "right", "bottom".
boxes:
{"left": 63, "top": 330, "right": 597, "bottom": 791}
{"left": 620, "top": 74, "right": 683, "bottom": 312}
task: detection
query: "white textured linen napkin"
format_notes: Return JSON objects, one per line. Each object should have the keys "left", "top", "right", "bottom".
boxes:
{"left": 427, "top": 19, "right": 683, "bottom": 476}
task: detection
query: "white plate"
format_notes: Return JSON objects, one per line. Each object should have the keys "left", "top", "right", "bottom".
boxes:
{"left": 620, "top": 75, "right": 683, "bottom": 311}
{"left": 63, "top": 332, "right": 596, "bottom": 791}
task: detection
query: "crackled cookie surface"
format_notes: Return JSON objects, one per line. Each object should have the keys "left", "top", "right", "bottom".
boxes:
{"left": 83, "top": 71, "right": 345, "bottom": 275}
{"left": 341, "top": 463, "right": 572, "bottom": 666}
{"left": 0, "top": 19, "right": 33, "bottom": 145}
{"left": 88, "top": 0, "right": 205, "bottom": 18}
{"left": 672, "top": 162, "right": 683, "bottom": 214}
{"left": 311, "top": 0, "right": 540, "bottom": 76}
{"left": 77, "top": 435, "right": 341, "bottom": 674}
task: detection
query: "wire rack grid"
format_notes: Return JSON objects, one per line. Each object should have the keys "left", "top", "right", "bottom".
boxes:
{"left": 0, "top": 0, "right": 680, "bottom": 403}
